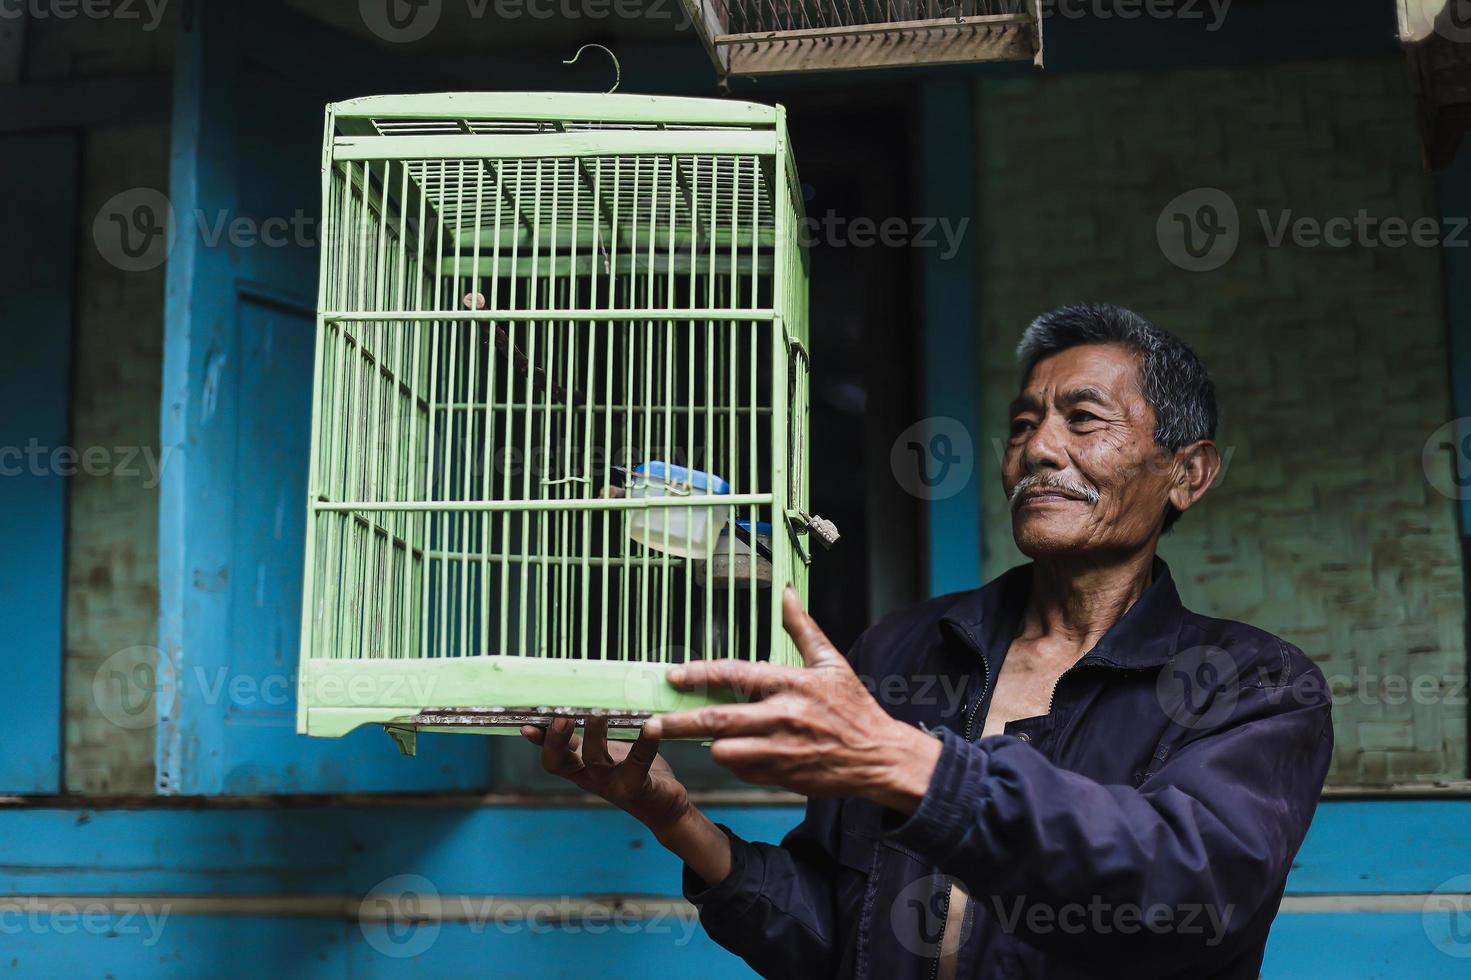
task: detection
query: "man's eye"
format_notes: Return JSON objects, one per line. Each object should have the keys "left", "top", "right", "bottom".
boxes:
{"left": 1069, "top": 411, "right": 1100, "bottom": 425}
{"left": 1009, "top": 419, "right": 1035, "bottom": 437}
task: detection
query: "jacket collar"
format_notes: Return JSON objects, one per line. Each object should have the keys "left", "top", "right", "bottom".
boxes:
{"left": 939, "top": 556, "right": 1186, "bottom": 676}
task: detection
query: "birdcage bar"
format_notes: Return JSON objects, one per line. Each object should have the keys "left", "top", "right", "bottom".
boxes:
{"left": 333, "top": 131, "right": 776, "bottom": 163}
{"left": 300, "top": 94, "right": 809, "bottom": 741}
{"left": 323, "top": 308, "right": 776, "bottom": 321}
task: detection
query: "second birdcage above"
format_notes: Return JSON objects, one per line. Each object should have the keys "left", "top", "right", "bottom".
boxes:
{"left": 297, "top": 92, "right": 822, "bottom": 751}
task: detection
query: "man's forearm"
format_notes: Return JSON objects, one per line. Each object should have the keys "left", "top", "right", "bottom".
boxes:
{"left": 654, "top": 805, "right": 732, "bottom": 887}
{"left": 655, "top": 721, "right": 938, "bottom": 888}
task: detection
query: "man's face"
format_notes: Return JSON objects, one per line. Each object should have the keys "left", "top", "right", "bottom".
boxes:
{"left": 1003, "top": 343, "right": 1177, "bottom": 558}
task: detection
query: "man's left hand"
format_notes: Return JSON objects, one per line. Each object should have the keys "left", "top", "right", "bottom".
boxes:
{"left": 644, "top": 587, "right": 942, "bottom": 815}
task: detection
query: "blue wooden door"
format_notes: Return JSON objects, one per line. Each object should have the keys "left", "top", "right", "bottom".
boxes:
{"left": 0, "top": 133, "right": 76, "bottom": 793}
{"left": 159, "top": 0, "right": 492, "bottom": 793}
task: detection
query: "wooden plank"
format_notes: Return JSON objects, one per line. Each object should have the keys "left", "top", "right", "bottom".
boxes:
{"left": 0, "top": 805, "right": 805, "bottom": 896}
{"left": 717, "top": 11, "right": 1032, "bottom": 44}
{"left": 0, "top": 799, "right": 1463, "bottom": 898}
{"left": 8, "top": 910, "right": 1457, "bottom": 980}
{"left": 1266, "top": 912, "right": 1470, "bottom": 977}
{"left": 0, "top": 788, "right": 804, "bottom": 809}
{"left": 0, "top": 916, "right": 756, "bottom": 980}
{"left": 677, "top": 0, "right": 732, "bottom": 77}
{"left": 1288, "top": 800, "right": 1471, "bottom": 895}
{"left": 722, "top": 17, "right": 1036, "bottom": 76}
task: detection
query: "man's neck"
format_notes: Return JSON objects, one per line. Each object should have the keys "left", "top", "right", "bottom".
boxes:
{"left": 1019, "top": 550, "right": 1157, "bottom": 654}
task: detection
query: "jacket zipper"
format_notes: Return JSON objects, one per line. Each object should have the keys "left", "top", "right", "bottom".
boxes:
{"left": 919, "top": 650, "right": 1160, "bottom": 978}
{"left": 926, "top": 652, "right": 990, "bottom": 980}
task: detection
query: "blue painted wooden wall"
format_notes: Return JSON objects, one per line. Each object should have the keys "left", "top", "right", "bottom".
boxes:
{"left": 1, "top": 799, "right": 1469, "bottom": 977}
{"left": 158, "top": 0, "right": 492, "bottom": 793}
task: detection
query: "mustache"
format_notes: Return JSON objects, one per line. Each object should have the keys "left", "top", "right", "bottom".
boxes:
{"left": 1008, "top": 473, "right": 1102, "bottom": 510}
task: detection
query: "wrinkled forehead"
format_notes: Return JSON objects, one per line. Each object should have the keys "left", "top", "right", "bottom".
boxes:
{"left": 1016, "top": 343, "right": 1147, "bottom": 409}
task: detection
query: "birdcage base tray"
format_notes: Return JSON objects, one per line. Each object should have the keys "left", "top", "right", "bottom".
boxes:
{"left": 299, "top": 654, "right": 742, "bottom": 742}
{"left": 378, "top": 708, "right": 661, "bottom": 755}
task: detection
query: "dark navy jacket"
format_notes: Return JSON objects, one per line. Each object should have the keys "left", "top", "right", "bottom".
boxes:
{"left": 683, "top": 559, "right": 1333, "bottom": 979}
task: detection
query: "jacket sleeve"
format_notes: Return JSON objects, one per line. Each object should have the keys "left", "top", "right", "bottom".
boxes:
{"left": 886, "top": 651, "right": 1333, "bottom": 975}
{"left": 681, "top": 807, "right": 844, "bottom": 978}
{"left": 679, "top": 629, "right": 882, "bottom": 978}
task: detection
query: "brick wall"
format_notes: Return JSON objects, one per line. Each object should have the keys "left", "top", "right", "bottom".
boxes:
{"left": 27, "top": 13, "right": 174, "bottom": 794}
{"left": 973, "top": 57, "right": 1467, "bottom": 785}
{"left": 62, "top": 125, "right": 169, "bottom": 795}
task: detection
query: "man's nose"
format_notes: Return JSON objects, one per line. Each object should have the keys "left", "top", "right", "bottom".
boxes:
{"left": 1022, "top": 414, "right": 1069, "bottom": 473}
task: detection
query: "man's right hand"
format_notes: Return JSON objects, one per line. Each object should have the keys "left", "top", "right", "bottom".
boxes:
{"left": 521, "top": 718, "right": 733, "bottom": 886}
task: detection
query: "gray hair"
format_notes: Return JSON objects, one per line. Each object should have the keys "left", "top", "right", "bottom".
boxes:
{"left": 1015, "top": 303, "right": 1217, "bottom": 531}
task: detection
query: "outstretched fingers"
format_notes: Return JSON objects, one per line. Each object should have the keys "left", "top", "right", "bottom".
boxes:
{"left": 652, "top": 702, "right": 793, "bottom": 741}
{"left": 666, "top": 657, "right": 804, "bottom": 700}
{"left": 782, "top": 586, "right": 844, "bottom": 668}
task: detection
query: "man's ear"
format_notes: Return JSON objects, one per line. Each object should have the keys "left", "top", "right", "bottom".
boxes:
{"left": 1168, "top": 440, "right": 1221, "bottom": 516}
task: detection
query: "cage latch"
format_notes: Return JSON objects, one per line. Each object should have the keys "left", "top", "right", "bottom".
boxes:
{"left": 787, "top": 509, "right": 840, "bottom": 562}
{"left": 802, "top": 511, "right": 841, "bottom": 549}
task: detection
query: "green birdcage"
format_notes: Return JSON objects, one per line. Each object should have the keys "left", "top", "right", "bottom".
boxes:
{"left": 296, "top": 92, "right": 822, "bottom": 753}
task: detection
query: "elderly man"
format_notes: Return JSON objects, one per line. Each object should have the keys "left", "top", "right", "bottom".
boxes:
{"left": 522, "top": 303, "right": 1333, "bottom": 979}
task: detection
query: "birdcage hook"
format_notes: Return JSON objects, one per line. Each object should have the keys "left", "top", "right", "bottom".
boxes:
{"left": 563, "top": 43, "right": 621, "bottom": 94}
